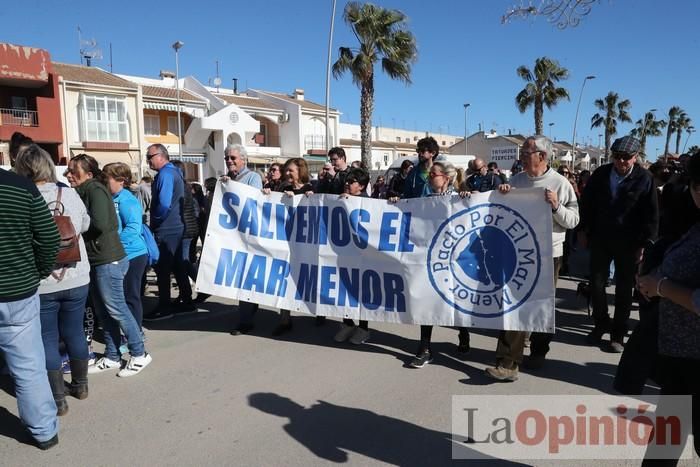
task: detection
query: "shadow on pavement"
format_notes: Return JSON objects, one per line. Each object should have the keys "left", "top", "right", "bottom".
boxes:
{"left": 248, "top": 392, "right": 531, "bottom": 466}
{"left": 0, "top": 405, "right": 33, "bottom": 448}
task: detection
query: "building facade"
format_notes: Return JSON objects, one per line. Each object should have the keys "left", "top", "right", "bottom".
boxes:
{"left": 0, "top": 43, "right": 63, "bottom": 163}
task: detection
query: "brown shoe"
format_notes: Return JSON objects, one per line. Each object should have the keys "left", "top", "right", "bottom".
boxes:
{"left": 485, "top": 365, "right": 519, "bottom": 382}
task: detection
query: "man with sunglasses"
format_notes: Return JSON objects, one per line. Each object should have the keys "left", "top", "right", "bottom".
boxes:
{"left": 578, "top": 135, "right": 659, "bottom": 352}
{"left": 221, "top": 144, "right": 263, "bottom": 335}
{"left": 144, "top": 144, "right": 190, "bottom": 321}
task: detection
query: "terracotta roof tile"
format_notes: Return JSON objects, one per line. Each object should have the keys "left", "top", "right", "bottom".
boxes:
{"left": 266, "top": 92, "right": 336, "bottom": 112}
{"left": 214, "top": 93, "right": 282, "bottom": 111}
{"left": 142, "top": 85, "right": 206, "bottom": 103}
{"left": 52, "top": 62, "right": 137, "bottom": 89}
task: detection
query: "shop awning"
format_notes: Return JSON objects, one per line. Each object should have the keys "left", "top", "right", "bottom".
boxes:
{"left": 143, "top": 102, "right": 205, "bottom": 118}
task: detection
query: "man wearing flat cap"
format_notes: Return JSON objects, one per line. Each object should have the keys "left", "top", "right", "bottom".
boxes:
{"left": 578, "top": 135, "right": 659, "bottom": 352}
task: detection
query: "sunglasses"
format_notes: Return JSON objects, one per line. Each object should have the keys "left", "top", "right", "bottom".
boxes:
{"left": 224, "top": 156, "right": 237, "bottom": 161}
{"left": 146, "top": 152, "right": 161, "bottom": 160}
{"left": 612, "top": 152, "right": 635, "bottom": 161}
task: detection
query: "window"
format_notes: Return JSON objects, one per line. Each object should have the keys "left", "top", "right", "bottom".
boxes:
{"left": 405, "top": 138, "right": 410, "bottom": 143}
{"left": 396, "top": 137, "right": 401, "bottom": 142}
{"left": 384, "top": 153, "right": 389, "bottom": 165}
{"left": 82, "top": 94, "right": 128, "bottom": 142}
{"left": 11, "top": 96, "right": 28, "bottom": 110}
{"left": 144, "top": 114, "right": 160, "bottom": 135}
{"left": 167, "top": 116, "right": 180, "bottom": 136}
{"left": 442, "top": 141, "right": 446, "bottom": 146}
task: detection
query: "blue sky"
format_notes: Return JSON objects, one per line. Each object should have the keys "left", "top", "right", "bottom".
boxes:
{"left": 4, "top": 0, "right": 699, "bottom": 158}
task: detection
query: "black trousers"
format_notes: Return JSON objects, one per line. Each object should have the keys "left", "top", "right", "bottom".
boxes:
{"left": 641, "top": 356, "right": 700, "bottom": 466}
{"left": 417, "top": 325, "right": 469, "bottom": 353}
{"left": 589, "top": 239, "right": 637, "bottom": 342}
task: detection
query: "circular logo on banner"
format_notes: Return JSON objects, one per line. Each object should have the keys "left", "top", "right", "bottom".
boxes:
{"left": 427, "top": 203, "right": 542, "bottom": 317}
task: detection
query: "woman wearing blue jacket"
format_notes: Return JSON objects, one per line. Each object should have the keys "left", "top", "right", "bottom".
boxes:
{"left": 103, "top": 163, "right": 149, "bottom": 330}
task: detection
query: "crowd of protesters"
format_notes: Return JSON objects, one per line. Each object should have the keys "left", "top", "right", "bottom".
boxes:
{"left": 1, "top": 130, "right": 699, "bottom": 463}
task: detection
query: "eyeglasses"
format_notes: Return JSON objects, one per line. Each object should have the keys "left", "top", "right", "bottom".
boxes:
{"left": 224, "top": 156, "right": 237, "bottom": 161}
{"left": 269, "top": 167, "right": 279, "bottom": 172}
{"left": 612, "top": 152, "right": 635, "bottom": 161}
{"left": 146, "top": 152, "right": 161, "bottom": 160}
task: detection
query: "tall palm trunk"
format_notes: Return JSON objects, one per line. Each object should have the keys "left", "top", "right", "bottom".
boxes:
{"left": 534, "top": 96, "right": 543, "bottom": 135}
{"left": 664, "top": 125, "right": 674, "bottom": 155}
{"left": 675, "top": 129, "right": 683, "bottom": 155}
{"left": 604, "top": 130, "right": 611, "bottom": 162}
{"left": 640, "top": 133, "right": 647, "bottom": 158}
{"left": 360, "top": 73, "right": 374, "bottom": 168}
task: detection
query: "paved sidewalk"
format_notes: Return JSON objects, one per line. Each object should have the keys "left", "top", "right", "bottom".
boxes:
{"left": 1, "top": 264, "right": 697, "bottom": 465}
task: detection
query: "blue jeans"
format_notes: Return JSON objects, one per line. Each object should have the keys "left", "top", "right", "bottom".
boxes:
{"left": 40, "top": 284, "right": 90, "bottom": 370}
{"left": 155, "top": 232, "right": 191, "bottom": 305}
{"left": 0, "top": 293, "right": 58, "bottom": 442}
{"left": 90, "top": 258, "right": 144, "bottom": 361}
{"left": 124, "top": 254, "right": 148, "bottom": 329}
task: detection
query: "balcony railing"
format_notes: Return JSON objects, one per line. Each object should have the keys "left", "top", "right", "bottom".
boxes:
{"left": 304, "top": 134, "right": 326, "bottom": 150}
{"left": 0, "top": 108, "right": 39, "bottom": 127}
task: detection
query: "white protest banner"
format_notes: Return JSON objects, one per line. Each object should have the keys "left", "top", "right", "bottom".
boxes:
{"left": 196, "top": 181, "right": 554, "bottom": 332}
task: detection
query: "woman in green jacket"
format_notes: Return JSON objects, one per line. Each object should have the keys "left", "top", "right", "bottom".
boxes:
{"left": 67, "top": 154, "right": 151, "bottom": 377}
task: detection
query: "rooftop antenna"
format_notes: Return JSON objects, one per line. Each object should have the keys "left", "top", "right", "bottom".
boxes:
{"left": 77, "top": 26, "right": 102, "bottom": 67}
{"left": 212, "top": 60, "right": 222, "bottom": 92}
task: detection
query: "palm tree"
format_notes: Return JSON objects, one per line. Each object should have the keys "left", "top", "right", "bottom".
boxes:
{"left": 333, "top": 2, "right": 417, "bottom": 167}
{"left": 515, "top": 57, "right": 570, "bottom": 135}
{"left": 630, "top": 112, "right": 666, "bottom": 159}
{"left": 675, "top": 112, "right": 692, "bottom": 154}
{"left": 590, "top": 92, "right": 633, "bottom": 162}
{"left": 688, "top": 145, "right": 700, "bottom": 155}
{"left": 664, "top": 106, "right": 682, "bottom": 155}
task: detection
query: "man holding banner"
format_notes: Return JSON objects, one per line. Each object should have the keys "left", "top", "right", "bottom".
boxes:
{"left": 485, "top": 135, "right": 579, "bottom": 381}
{"left": 223, "top": 144, "right": 263, "bottom": 335}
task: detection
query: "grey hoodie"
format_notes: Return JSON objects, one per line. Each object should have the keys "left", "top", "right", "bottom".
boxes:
{"left": 37, "top": 183, "right": 91, "bottom": 294}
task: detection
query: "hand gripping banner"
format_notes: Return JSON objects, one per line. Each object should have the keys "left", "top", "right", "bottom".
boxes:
{"left": 196, "top": 181, "right": 554, "bottom": 332}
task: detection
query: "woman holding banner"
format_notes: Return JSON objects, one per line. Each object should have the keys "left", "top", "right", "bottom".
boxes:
{"left": 262, "top": 158, "right": 313, "bottom": 336}
{"left": 388, "top": 159, "right": 471, "bottom": 368}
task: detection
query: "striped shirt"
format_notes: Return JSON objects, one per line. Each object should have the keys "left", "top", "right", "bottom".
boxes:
{"left": 0, "top": 169, "right": 60, "bottom": 302}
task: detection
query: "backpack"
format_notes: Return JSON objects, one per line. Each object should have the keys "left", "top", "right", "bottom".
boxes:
{"left": 178, "top": 173, "right": 200, "bottom": 239}
{"left": 49, "top": 186, "right": 82, "bottom": 268}
{"left": 141, "top": 223, "right": 160, "bottom": 266}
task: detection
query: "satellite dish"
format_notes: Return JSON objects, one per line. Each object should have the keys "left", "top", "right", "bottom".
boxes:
{"left": 213, "top": 77, "right": 222, "bottom": 87}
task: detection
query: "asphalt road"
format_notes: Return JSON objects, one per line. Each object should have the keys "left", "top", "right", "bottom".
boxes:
{"left": 1, "top": 251, "right": 697, "bottom": 466}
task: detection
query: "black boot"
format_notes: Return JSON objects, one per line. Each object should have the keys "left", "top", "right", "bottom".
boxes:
{"left": 68, "top": 359, "right": 89, "bottom": 400}
{"left": 47, "top": 370, "right": 68, "bottom": 416}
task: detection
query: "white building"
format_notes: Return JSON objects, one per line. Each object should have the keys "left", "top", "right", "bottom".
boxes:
{"left": 338, "top": 122, "right": 460, "bottom": 170}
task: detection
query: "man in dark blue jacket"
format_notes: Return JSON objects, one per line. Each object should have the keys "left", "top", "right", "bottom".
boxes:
{"left": 578, "top": 136, "right": 659, "bottom": 352}
{"left": 144, "top": 144, "right": 187, "bottom": 320}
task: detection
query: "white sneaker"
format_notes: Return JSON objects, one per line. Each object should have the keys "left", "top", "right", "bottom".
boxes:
{"left": 117, "top": 353, "right": 152, "bottom": 377}
{"left": 334, "top": 324, "right": 356, "bottom": 343}
{"left": 88, "top": 357, "right": 121, "bottom": 374}
{"left": 349, "top": 328, "right": 370, "bottom": 345}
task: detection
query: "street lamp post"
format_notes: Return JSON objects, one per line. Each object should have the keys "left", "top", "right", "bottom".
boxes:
{"left": 548, "top": 122, "right": 555, "bottom": 139}
{"left": 463, "top": 103, "right": 470, "bottom": 155}
{"left": 571, "top": 75, "right": 595, "bottom": 161}
{"left": 172, "top": 41, "right": 184, "bottom": 157}
{"left": 683, "top": 127, "right": 696, "bottom": 153}
{"left": 325, "top": 0, "right": 337, "bottom": 154}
